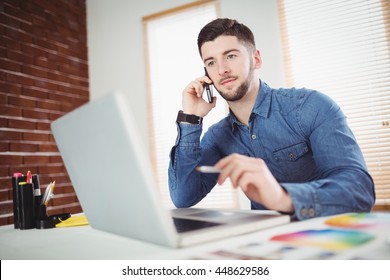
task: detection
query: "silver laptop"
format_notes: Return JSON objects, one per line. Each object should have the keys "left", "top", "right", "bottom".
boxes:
{"left": 51, "top": 91, "right": 289, "bottom": 248}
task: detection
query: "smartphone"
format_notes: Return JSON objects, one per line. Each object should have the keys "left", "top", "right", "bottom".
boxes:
{"left": 204, "top": 67, "right": 213, "bottom": 103}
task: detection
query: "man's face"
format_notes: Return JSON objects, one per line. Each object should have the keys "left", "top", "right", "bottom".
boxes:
{"left": 201, "top": 35, "right": 260, "bottom": 102}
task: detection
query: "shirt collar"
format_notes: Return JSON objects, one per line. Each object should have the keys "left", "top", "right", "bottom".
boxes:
{"left": 228, "top": 80, "right": 272, "bottom": 132}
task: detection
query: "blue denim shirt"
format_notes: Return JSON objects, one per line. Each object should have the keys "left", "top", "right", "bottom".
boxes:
{"left": 168, "top": 80, "right": 375, "bottom": 220}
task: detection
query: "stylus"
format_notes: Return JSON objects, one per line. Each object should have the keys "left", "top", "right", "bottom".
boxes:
{"left": 196, "top": 166, "right": 221, "bottom": 173}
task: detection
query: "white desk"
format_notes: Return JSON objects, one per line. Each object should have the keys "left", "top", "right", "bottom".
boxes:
{"left": 1, "top": 213, "right": 389, "bottom": 260}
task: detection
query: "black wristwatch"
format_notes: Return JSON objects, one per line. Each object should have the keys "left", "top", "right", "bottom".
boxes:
{"left": 176, "top": 110, "right": 203, "bottom": 125}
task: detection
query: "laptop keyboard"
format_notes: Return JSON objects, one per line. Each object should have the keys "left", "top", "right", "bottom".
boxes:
{"left": 172, "top": 217, "right": 221, "bottom": 233}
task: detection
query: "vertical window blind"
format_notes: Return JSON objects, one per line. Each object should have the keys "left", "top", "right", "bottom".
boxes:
{"left": 143, "top": 1, "right": 241, "bottom": 209}
{"left": 278, "top": 0, "right": 390, "bottom": 207}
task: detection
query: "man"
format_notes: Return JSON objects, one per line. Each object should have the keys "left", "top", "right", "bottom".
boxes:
{"left": 168, "top": 18, "right": 375, "bottom": 220}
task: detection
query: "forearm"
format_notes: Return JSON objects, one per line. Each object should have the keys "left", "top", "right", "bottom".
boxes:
{"left": 168, "top": 123, "right": 219, "bottom": 207}
{"left": 282, "top": 168, "right": 375, "bottom": 220}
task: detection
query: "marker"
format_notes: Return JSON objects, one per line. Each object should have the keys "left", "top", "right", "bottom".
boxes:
{"left": 196, "top": 166, "right": 221, "bottom": 173}
{"left": 26, "top": 170, "right": 32, "bottom": 183}
{"left": 13, "top": 172, "right": 23, "bottom": 178}
{"left": 32, "top": 174, "right": 41, "bottom": 196}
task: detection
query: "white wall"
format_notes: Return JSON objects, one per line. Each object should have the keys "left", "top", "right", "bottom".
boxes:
{"left": 86, "top": 0, "right": 285, "bottom": 144}
{"left": 220, "top": 0, "right": 285, "bottom": 87}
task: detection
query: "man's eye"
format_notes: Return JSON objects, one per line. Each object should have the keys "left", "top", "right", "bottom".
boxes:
{"left": 207, "top": 61, "right": 215, "bottom": 67}
{"left": 227, "top": 54, "right": 236, "bottom": 60}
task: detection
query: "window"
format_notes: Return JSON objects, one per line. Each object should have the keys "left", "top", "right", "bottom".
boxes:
{"left": 143, "top": 1, "right": 242, "bottom": 209}
{"left": 278, "top": 0, "right": 390, "bottom": 207}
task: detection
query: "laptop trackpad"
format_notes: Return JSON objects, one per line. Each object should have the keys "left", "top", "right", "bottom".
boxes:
{"left": 172, "top": 217, "right": 221, "bottom": 233}
{"left": 188, "top": 210, "right": 241, "bottom": 219}
{"left": 171, "top": 208, "right": 259, "bottom": 224}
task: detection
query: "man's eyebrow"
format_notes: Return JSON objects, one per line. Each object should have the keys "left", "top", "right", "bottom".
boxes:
{"left": 203, "top": 48, "right": 241, "bottom": 64}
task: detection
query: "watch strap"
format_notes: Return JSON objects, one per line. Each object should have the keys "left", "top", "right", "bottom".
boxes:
{"left": 176, "top": 110, "right": 202, "bottom": 125}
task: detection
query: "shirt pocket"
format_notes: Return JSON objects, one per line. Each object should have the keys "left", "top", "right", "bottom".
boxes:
{"left": 273, "top": 142, "right": 316, "bottom": 181}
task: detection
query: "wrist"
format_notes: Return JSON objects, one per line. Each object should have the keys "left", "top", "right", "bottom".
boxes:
{"left": 276, "top": 188, "right": 294, "bottom": 214}
{"left": 176, "top": 110, "right": 203, "bottom": 125}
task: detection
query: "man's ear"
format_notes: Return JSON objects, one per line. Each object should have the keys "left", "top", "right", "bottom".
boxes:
{"left": 254, "top": 49, "right": 262, "bottom": 69}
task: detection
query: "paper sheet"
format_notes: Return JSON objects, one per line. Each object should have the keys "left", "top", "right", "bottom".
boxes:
{"left": 56, "top": 214, "right": 88, "bottom": 228}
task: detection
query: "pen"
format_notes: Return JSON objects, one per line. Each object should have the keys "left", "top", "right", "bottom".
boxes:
{"left": 44, "top": 181, "right": 55, "bottom": 206}
{"left": 196, "top": 166, "right": 221, "bottom": 173}
{"left": 41, "top": 182, "right": 52, "bottom": 205}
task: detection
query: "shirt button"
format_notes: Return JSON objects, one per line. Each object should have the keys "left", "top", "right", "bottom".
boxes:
{"left": 300, "top": 208, "right": 307, "bottom": 217}
{"left": 251, "top": 134, "right": 257, "bottom": 140}
{"left": 309, "top": 208, "right": 315, "bottom": 217}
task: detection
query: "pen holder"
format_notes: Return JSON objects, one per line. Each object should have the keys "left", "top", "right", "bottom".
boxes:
{"left": 35, "top": 204, "right": 55, "bottom": 229}
{"left": 12, "top": 174, "right": 24, "bottom": 228}
{"left": 12, "top": 173, "right": 55, "bottom": 229}
{"left": 18, "top": 183, "right": 35, "bottom": 230}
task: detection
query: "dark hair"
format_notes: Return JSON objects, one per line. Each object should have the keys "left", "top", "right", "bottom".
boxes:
{"left": 197, "top": 18, "right": 256, "bottom": 55}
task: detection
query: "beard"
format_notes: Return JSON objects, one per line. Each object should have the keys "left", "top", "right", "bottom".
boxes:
{"left": 215, "top": 65, "right": 254, "bottom": 102}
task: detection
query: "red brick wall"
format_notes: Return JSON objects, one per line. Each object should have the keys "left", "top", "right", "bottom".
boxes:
{"left": 0, "top": 0, "right": 89, "bottom": 225}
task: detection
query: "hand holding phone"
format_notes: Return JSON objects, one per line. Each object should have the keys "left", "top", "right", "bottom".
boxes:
{"left": 204, "top": 67, "right": 213, "bottom": 103}
{"left": 181, "top": 70, "right": 216, "bottom": 117}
